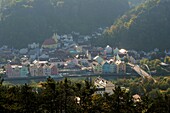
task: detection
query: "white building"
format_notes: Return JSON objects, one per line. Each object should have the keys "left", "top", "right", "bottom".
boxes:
{"left": 105, "top": 45, "right": 112, "bottom": 54}
{"left": 94, "top": 77, "right": 115, "bottom": 96}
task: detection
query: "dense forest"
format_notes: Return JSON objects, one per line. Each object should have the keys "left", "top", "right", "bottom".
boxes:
{"left": 0, "top": 0, "right": 169, "bottom": 50}
{"left": 0, "top": 77, "right": 170, "bottom": 113}
{"left": 0, "top": 0, "right": 129, "bottom": 48}
{"left": 96, "top": 0, "right": 170, "bottom": 51}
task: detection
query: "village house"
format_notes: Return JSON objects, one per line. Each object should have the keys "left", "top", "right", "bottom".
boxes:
{"left": 93, "top": 56, "right": 104, "bottom": 64}
{"left": 109, "top": 61, "right": 117, "bottom": 73}
{"left": 92, "top": 62, "right": 102, "bottom": 74}
{"left": 43, "top": 64, "right": 51, "bottom": 76}
{"left": 50, "top": 64, "right": 58, "bottom": 75}
{"left": 11, "top": 65, "right": 21, "bottom": 77}
{"left": 5, "top": 64, "right": 29, "bottom": 78}
{"left": 102, "top": 61, "right": 110, "bottom": 74}
{"left": 38, "top": 54, "right": 49, "bottom": 61}
{"left": 5, "top": 64, "right": 13, "bottom": 77}
{"left": 94, "top": 77, "right": 115, "bottom": 96}
{"left": 78, "top": 59, "right": 90, "bottom": 67}
{"left": 132, "top": 94, "right": 141, "bottom": 103}
{"left": 113, "top": 47, "right": 119, "bottom": 55}
{"left": 65, "top": 58, "right": 79, "bottom": 69}
{"left": 20, "top": 65, "right": 29, "bottom": 77}
{"left": 29, "top": 64, "right": 38, "bottom": 76}
{"left": 29, "top": 61, "right": 58, "bottom": 76}
{"left": 105, "top": 45, "right": 113, "bottom": 55}
{"left": 37, "top": 64, "right": 44, "bottom": 76}
{"left": 115, "top": 60, "right": 126, "bottom": 74}
{"left": 49, "top": 58, "right": 65, "bottom": 68}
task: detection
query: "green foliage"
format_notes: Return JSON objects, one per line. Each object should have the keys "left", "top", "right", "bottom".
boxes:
{"left": 139, "top": 58, "right": 169, "bottom": 75}
{"left": 0, "top": 76, "right": 4, "bottom": 86}
{"left": 116, "top": 76, "right": 170, "bottom": 97}
{"left": 0, "top": 77, "right": 170, "bottom": 112}
{"left": 147, "top": 92, "right": 169, "bottom": 113}
{"left": 97, "top": 0, "right": 170, "bottom": 50}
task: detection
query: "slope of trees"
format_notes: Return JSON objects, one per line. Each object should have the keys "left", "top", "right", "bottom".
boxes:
{"left": 0, "top": 76, "right": 170, "bottom": 113}
{"left": 128, "top": 0, "right": 146, "bottom": 7}
{"left": 96, "top": 0, "right": 170, "bottom": 51}
{"left": 0, "top": 0, "right": 129, "bottom": 48}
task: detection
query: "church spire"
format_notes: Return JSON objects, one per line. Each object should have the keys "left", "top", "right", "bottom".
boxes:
{"left": 52, "top": 33, "right": 58, "bottom": 43}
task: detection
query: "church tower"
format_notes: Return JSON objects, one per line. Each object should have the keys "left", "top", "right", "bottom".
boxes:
{"left": 52, "top": 33, "right": 58, "bottom": 43}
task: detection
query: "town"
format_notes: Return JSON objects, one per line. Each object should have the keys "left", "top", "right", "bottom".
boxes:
{"left": 0, "top": 0, "right": 170, "bottom": 112}
{"left": 0, "top": 31, "right": 170, "bottom": 81}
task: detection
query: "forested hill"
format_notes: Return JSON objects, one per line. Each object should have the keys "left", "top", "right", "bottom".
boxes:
{"left": 97, "top": 0, "right": 170, "bottom": 51}
{"left": 0, "top": 0, "right": 129, "bottom": 48}
{"left": 128, "top": 0, "right": 146, "bottom": 7}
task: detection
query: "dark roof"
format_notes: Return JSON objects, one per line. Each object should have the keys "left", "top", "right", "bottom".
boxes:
{"left": 42, "top": 38, "right": 56, "bottom": 45}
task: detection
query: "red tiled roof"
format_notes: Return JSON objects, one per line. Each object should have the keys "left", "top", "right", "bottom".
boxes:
{"left": 42, "top": 38, "right": 56, "bottom": 45}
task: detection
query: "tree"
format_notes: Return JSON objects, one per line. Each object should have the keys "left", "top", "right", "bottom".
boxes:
{"left": 108, "top": 86, "right": 134, "bottom": 113}
{"left": 3, "top": 86, "right": 22, "bottom": 112}
{"left": 98, "top": 0, "right": 170, "bottom": 50}
{"left": 39, "top": 77, "right": 59, "bottom": 112}
{"left": 147, "top": 93, "right": 169, "bottom": 113}
{"left": 19, "top": 83, "right": 38, "bottom": 113}
{"left": 75, "top": 80, "right": 95, "bottom": 113}
{"left": 0, "top": 76, "right": 5, "bottom": 112}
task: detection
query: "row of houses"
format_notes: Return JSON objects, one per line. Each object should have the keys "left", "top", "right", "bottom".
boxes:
{"left": 5, "top": 62, "right": 58, "bottom": 78}
{"left": 92, "top": 60, "right": 126, "bottom": 74}
{"left": 92, "top": 54, "right": 127, "bottom": 74}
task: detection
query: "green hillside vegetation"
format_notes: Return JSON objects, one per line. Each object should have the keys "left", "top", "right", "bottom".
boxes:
{"left": 0, "top": 0, "right": 129, "bottom": 48}
{"left": 128, "top": 0, "right": 146, "bottom": 7}
{"left": 96, "top": 0, "right": 170, "bottom": 51}
{"left": 0, "top": 77, "right": 170, "bottom": 113}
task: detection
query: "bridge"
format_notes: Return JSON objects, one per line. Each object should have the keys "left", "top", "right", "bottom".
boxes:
{"left": 127, "top": 63, "right": 156, "bottom": 82}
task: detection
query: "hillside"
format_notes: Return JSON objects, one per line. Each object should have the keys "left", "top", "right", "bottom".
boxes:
{"left": 0, "top": 0, "right": 129, "bottom": 48}
{"left": 97, "top": 0, "right": 170, "bottom": 51}
{"left": 128, "top": 0, "right": 146, "bottom": 7}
